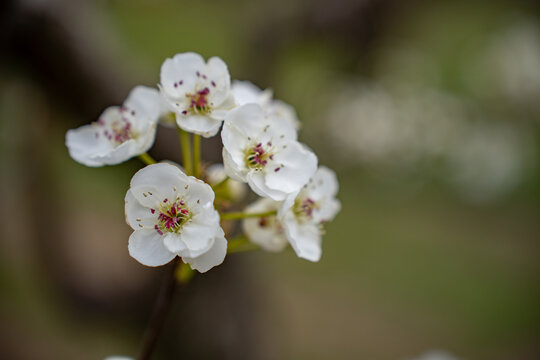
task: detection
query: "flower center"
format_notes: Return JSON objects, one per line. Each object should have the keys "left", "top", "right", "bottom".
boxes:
{"left": 258, "top": 216, "right": 284, "bottom": 234}
{"left": 245, "top": 142, "right": 274, "bottom": 170}
{"left": 96, "top": 108, "right": 137, "bottom": 146}
{"left": 293, "top": 197, "right": 318, "bottom": 220}
{"left": 186, "top": 87, "right": 211, "bottom": 115}
{"left": 153, "top": 198, "right": 192, "bottom": 235}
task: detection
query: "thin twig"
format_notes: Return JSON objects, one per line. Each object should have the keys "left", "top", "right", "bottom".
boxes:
{"left": 136, "top": 258, "right": 182, "bottom": 360}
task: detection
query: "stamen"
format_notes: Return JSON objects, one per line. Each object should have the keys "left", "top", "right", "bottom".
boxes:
{"left": 154, "top": 198, "right": 192, "bottom": 235}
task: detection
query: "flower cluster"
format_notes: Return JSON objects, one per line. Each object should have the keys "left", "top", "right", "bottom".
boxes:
{"left": 66, "top": 52, "right": 340, "bottom": 272}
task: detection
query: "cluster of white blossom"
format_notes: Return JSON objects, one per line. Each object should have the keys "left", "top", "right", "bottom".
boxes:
{"left": 325, "top": 83, "right": 535, "bottom": 202}
{"left": 66, "top": 52, "right": 340, "bottom": 272}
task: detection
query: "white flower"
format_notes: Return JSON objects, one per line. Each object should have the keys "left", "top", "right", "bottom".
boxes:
{"left": 221, "top": 104, "right": 317, "bottom": 201}
{"left": 242, "top": 198, "right": 288, "bottom": 252}
{"left": 279, "top": 166, "right": 341, "bottom": 262}
{"left": 159, "top": 52, "right": 235, "bottom": 137}
{"left": 66, "top": 86, "right": 161, "bottom": 167}
{"left": 232, "top": 80, "right": 300, "bottom": 130}
{"left": 204, "top": 163, "right": 247, "bottom": 202}
{"left": 125, "top": 163, "right": 226, "bottom": 273}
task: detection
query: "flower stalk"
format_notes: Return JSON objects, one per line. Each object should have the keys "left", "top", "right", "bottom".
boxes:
{"left": 138, "top": 153, "right": 157, "bottom": 166}
{"left": 178, "top": 128, "right": 192, "bottom": 175}
{"left": 193, "top": 134, "right": 201, "bottom": 178}
{"left": 220, "top": 209, "right": 277, "bottom": 221}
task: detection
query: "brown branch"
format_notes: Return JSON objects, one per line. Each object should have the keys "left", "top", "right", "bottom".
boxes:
{"left": 137, "top": 258, "right": 182, "bottom": 360}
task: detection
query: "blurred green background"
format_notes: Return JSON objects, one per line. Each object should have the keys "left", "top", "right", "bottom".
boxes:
{"left": 1, "top": 0, "right": 539, "bottom": 359}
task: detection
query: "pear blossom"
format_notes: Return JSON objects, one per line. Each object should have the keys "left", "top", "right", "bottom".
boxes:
{"left": 125, "top": 163, "right": 226, "bottom": 272}
{"left": 221, "top": 104, "right": 317, "bottom": 201}
{"left": 232, "top": 80, "right": 300, "bottom": 130}
{"left": 66, "top": 86, "right": 161, "bottom": 167}
{"left": 279, "top": 166, "right": 341, "bottom": 261}
{"left": 204, "top": 163, "right": 247, "bottom": 202}
{"left": 242, "top": 198, "right": 288, "bottom": 252}
{"left": 159, "top": 52, "right": 235, "bottom": 137}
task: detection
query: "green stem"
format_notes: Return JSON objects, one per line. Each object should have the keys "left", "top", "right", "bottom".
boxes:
{"left": 211, "top": 176, "right": 230, "bottom": 191}
{"left": 138, "top": 153, "right": 157, "bottom": 166}
{"left": 193, "top": 134, "right": 201, "bottom": 178}
{"left": 177, "top": 128, "right": 192, "bottom": 175}
{"left": 220, "top": 209, "right": 277, "bottom": 221}
{"left": 227, "top": 235, "right": 259, "bottom": 254}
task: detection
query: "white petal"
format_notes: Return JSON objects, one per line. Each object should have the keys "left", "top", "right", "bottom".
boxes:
{"left": 266, "top": 111, "right": 298, "bottom": 141}
{"left": 176, "top": 114, "right": 222, "bottom": 138}
{"left": 222, "top": 148, "right": 248, "bottom": 182}
{"left": 221, "top": 122, "right": 249, "bottom": 164}
{"left": 205, "top": 163, "right": 227, "bottom": 184}
{"left": 128, "top": 229, "right": 176, "bottom": 267}
{"left": 66, "top": 124, "right": 112, "bottom": 167}
{"left": 265, "top": 141, "right": 318, "bottom": 194}
{"left": 279, "top": 188, "right": 299, "bottom": 211}
{"left": 183, "top": 178, "right": 216, "bottom": 209}
{"left": 231, "top": 80, "right": 273, "bottom": 106}
{"left": 176, "top": 219, "right": 216, "bottom": 257}
{"left": 206, "top": 56, "right": 231, "bottom": 105}
{"left": 306, "top": 166, "right": 340, "bottom": 200}
{"left": 162, "top": 233, "right": 187, "bottom": 253}
{"left": 125, "top": 189, "right": 158, "bottom": 230}
{"left": 247, "top": 171, "right": 287, "bottom": 200}
{"left": 123, "top": 86, "right": 161, "bottom": 123}
{"left": 129, "top": 184, "right": 165, "bottom": 209}
{"left": 182, "top": 228, "right": 227, "bottom": 273}
{"left": 314, "top": 198, "right": 341, "bottom": 223}
{"left": 130, "top": 163, "right": 188, "bottom": 201}
{"left": 162, "top": 212, "right": 219, "bottom": 258}
{"left": 243, "top": 198, "right": 287, "bottom": 252}
{"left": 223, "top": 103, "right": 267, "bottom": 137}
{"left": 160, "top": 52, "right": 205, "bottom": 98}
{"left": 95, "top": 139, "right": 138, "bottom": 165}
{"left": 268, "top": 99, "right": 301, "bottom": 130}
{"left": 132, "top": 123, "right": 158, "bottom": 154}
{"left": 283, "top": 219, "right": 322, "bottom": 262}
{"left": 210, "top": 92, "right": 236, "bottom": 119}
